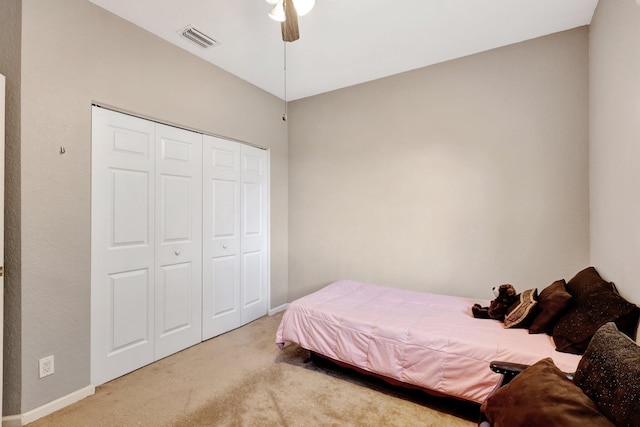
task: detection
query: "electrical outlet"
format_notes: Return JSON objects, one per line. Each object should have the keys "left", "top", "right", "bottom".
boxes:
{"left": 39, "top": 355, "right": 54, "bottom": 378}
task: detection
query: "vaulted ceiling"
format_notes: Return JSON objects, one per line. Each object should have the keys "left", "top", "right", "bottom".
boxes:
{"left": 88, "top": 0, "right": 599, "bottom": 100}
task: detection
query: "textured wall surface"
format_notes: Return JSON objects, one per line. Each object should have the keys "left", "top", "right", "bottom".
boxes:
{"left": 288, "top": 28, "right": 590, "bottom": 301}
{"left": 589, "top": 0, "right": 640, "bottom": 314}
{"left": 16, "top": 0, "right": 287, "bottom": 413}
{"left": 0, "top": 0, "right": 23, "bottom": 415}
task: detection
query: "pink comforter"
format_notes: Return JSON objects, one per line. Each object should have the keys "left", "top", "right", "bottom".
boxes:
{"left": 275, "top": 280, "right": 581, "bottom": 403}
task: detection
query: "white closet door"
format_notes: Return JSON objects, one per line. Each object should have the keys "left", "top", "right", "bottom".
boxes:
{"left": 92, "top": 108, "right": 269, "bottom": 383}
{"left": 202, "top": 136, "right": 241, "bottom": 339}
{"left": 240, "top": 145, "right": 268, "bottom": 325}
{"left": 154, "top": 124, "right": 202, "bottom": 359}
{"left": 91, "top": 107, "right": 156, "bottom": 385}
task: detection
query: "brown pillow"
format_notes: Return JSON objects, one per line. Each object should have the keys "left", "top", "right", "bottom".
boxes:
{"left": 504, "top": 288, "right": 538, "bottom": 328}
{"left": 573, "top": 323, "right": 640, "bottom": 426}
{"left": 565, "top": 266, "right": 615, "bottom": 304}
{"left": 528, "top": 280, "right": 572, "bottom": 334}
{"left": 481, "top": 358, "right": 614, "bottom": 427}
{"left": 552, "top": 287, "right": 640, "bottom": 355}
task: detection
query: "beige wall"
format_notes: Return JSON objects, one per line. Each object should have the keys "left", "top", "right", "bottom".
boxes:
{"left": 11, "top": 0, "right": 640, "bottom": 417}
{"left": 0, "top": 0, "right": 23, "bottom": 415}
{"left": 13, "top": 0, "right": 288, "bottom": 414}
{"left": 288, "top": 28, "right": 590, "bottom": 301}
{"left": 589, "top": 0, "right": 640, "bottom": 308}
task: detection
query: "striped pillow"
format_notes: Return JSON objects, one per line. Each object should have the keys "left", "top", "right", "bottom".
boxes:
{"left": 504, "top": 288, "right": 538, "bottom": 328}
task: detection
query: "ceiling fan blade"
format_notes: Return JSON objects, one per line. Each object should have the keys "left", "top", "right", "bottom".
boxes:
{"left": 281, "top": 0, "right": 300, "bottom": 42}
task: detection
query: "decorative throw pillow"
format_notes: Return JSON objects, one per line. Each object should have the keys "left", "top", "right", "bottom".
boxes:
{"left": 565, "top": 266, "right": 615, "bottom": 304}
{"left": 528, "top": 280, "right": 572, "bottom": 334}
{"left": 573, "top": 322, "right": 640, "bottom": 426}
{"left": 552, "top": 285, "right": 640, "bottom": 355}
{"left": 504, "top": 288, "right": 538, "bottom": 328}
{"left": 481, "top": 358, "right": 614, "bottom": 427}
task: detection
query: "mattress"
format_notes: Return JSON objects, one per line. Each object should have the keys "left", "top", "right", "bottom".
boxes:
{"left": 275, "top": 280, "right": 582, "bottom": 403}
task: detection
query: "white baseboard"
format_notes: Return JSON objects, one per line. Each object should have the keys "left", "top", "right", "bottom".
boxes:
{"left": 268, "top": 303, "right": 288, "bottom": 316}
{"left": 3, "top": 385, "right": 95, "bottom": 426}
{"left": 1, "top": 415, "right": 21, "bottom": 427}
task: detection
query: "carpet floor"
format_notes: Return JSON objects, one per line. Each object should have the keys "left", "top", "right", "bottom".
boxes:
{"left": 28, "top": 312, "right": 478, "bottom": 426}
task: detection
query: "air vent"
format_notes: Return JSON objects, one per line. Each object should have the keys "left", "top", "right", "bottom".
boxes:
{"left": 179, "top": 26, "right": 219, "bottom": 49}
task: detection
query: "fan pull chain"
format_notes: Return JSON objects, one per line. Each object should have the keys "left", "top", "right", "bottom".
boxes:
{"left": 283, "top": 41, "right": 288, "bottom": 121}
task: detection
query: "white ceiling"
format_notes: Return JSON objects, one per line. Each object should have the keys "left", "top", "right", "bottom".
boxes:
{"left": 88, "top": 0, "right": 598, "bottom": 101}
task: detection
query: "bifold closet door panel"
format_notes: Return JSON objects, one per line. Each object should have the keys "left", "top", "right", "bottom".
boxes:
{"left": 240, "top": 144, "right": 268, "bottom": 325}
{"left": 202, "top": 135, "right": 242, "bottom": 340}
{"left": 154, "top": 124, "right": 203, "bottom": 359}
{"left": 91, "top": 107, "right": 156, "bottom": 385}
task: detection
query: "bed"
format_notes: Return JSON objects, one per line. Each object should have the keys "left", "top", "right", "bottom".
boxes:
{"left": 275, "top": 279, "right": 583, "bottom": 404}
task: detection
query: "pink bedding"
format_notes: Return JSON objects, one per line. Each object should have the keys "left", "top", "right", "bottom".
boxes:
{"left": 276, "top": 280, "right": 582, "bottom": 403}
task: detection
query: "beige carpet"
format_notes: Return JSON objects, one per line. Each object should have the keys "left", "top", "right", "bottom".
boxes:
{"left": 28, "top": 313, "right": 478, "bottom": 426}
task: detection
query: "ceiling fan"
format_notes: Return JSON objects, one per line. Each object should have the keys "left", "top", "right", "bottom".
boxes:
{"left": 266, "top": 0, "right": 315, "bottom": 42}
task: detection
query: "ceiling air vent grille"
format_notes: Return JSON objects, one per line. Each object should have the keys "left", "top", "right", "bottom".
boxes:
{"left": 180, "top": 26, "right": 219, "bottom": 49}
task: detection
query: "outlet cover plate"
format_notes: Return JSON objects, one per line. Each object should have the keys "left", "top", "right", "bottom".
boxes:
{"left": 39, "top": 355, "right": 54, "bottom": 378}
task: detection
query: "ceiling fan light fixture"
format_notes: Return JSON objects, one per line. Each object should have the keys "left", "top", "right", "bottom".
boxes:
{"left": 268, "top": 1, "right": 286, "bottom": 22}
{"left": 292, "top": 0, "right": 315, "bottom": 16}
